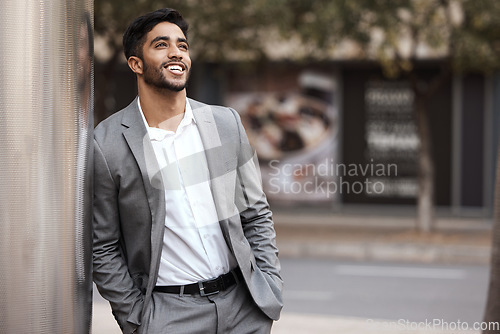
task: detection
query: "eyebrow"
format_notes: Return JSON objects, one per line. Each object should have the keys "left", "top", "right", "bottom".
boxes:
{"left": 150, "top": 36, "right": 189, "bottom": 47}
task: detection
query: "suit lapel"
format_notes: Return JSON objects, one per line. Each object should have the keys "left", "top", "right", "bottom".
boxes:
{"left": 190, "top": 99, "right": 222, "bottom": 151}
{"left": 121, "top": 98, "right": 165, "bottom": 294}
{"left": 190, "top": 99, "right": 235, "bottom": 241}
{"left": 190, "top": 99, "right": 223, "bottom": 184}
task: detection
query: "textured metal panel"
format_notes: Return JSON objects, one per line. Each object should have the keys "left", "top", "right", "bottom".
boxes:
{"left": 0, "top": 1, "right": 93, "bottom": 333}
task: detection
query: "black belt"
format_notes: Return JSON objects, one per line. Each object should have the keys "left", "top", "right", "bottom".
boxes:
{"left": 154, "top": 267, "right": 243, "bottom": 296}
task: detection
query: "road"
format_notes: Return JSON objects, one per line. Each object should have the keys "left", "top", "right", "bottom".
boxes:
{"left": 281, "top": 258, "right": 490, "bottom": 324}
{"left": 92, "top": 258, "right": 491, "bottom": 333}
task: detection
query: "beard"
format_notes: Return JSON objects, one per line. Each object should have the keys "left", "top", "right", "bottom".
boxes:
{"left": 142, "top": 59, "right": 190, "bottom": 92}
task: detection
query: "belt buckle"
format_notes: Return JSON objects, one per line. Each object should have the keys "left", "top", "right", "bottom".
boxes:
{"left": 198, "top": 278, "right": 220, "bottom": 297}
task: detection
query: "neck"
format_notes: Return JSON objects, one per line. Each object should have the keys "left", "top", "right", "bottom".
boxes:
{"left": 137, "top": 82, "right": 187, "bottom": 130}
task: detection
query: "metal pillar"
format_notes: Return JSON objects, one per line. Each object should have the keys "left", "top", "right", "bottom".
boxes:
{"left": 0, "top": 0, "right": 93, "bottom": 333}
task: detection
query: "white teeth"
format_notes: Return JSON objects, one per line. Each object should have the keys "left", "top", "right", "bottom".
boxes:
{"left": 167, "top": 65, "right": 183, "bottom": 72}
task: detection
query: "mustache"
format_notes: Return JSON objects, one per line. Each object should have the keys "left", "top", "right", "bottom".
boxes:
{"left": 161, "top": 60, "right": 189, "bottom": 71}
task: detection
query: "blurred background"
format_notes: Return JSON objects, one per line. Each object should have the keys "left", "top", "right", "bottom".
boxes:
{"left": 91, "top": 1, "right": 500, "bottom": 333}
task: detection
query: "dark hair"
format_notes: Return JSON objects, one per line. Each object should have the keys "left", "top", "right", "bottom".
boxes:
{"left": 122, "top": 8, "right": 188, "bottom": 60}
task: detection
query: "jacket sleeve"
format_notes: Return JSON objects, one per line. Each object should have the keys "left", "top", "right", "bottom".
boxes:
{"left": 231, "top": 109, "right": 283, "bottom": 291}
{"left": 93, "top": 138, "right": 143, "bottom": 333}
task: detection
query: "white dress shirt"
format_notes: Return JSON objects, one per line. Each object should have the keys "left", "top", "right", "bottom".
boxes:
{"left": 138, "top": 98, "right": 237, "bottom": 285}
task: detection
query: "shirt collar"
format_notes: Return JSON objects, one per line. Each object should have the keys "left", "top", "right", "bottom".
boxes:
{"left": 137, "top": 97, "right": 195, "bottom": 141}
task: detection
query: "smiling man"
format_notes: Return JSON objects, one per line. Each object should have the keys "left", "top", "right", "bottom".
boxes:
{"left": 92, "top": 8, "right": 283, "bottom": 334}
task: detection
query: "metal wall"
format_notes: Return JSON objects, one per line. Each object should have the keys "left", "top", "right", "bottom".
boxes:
{"left": 0, "top": 0, "right": 93, "bottom": 333}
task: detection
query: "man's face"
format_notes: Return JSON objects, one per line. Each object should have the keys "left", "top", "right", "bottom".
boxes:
{"left": 140, "top": 21, "right": 191, "bottom": 92}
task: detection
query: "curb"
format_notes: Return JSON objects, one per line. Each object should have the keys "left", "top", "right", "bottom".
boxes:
{"left": 273, "top": 213, "right": 492, "bottom": 264}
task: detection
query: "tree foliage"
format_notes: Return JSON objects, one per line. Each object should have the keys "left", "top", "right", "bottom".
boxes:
{"left": 94, "top": 0, "right": 500, "bottom": 75}
{"left": 95, "top": 0, "right": 287, "bottom": 62}
{"left": 95, "top": 0, "right": 500, "bottom": 68}
{"left": 268, "top": 0, "right": 500, "bottom": 74}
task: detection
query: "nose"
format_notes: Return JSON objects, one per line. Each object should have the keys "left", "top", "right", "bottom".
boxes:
{"left": 168, "top": 45, "right": 183, "bottom": 59}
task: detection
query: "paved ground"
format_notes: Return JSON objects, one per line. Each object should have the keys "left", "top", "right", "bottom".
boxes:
{"left": 92, "top": 212, "right": 493, "bottom": 333}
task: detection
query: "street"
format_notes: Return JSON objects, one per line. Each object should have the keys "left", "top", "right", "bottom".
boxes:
{"left": 281, "top": 258, "right": 490, "bottom": 324}
{"left": 93, "top": 258, "right": 490, "bottom": 333}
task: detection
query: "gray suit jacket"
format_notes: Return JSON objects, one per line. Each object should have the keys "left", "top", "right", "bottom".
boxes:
{"left": 93, "top": 97, "right": 283, "bottom": 333}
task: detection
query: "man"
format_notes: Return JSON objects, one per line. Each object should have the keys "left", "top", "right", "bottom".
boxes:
{"left": 93, "top": 8, "right": 283, "bottom": 334}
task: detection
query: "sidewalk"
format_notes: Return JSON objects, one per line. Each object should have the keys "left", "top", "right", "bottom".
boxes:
{"left": 273, "top": 212, "right": 493, "bottom": 264}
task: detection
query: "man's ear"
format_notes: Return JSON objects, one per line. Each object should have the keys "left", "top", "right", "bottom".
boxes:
{"left": 127, "top": 56, "right": 143, "bottom": 75}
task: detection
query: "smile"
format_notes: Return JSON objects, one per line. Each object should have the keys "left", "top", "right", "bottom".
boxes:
{"left": 164, "top": 62, "right": 186, "bottom": 75}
